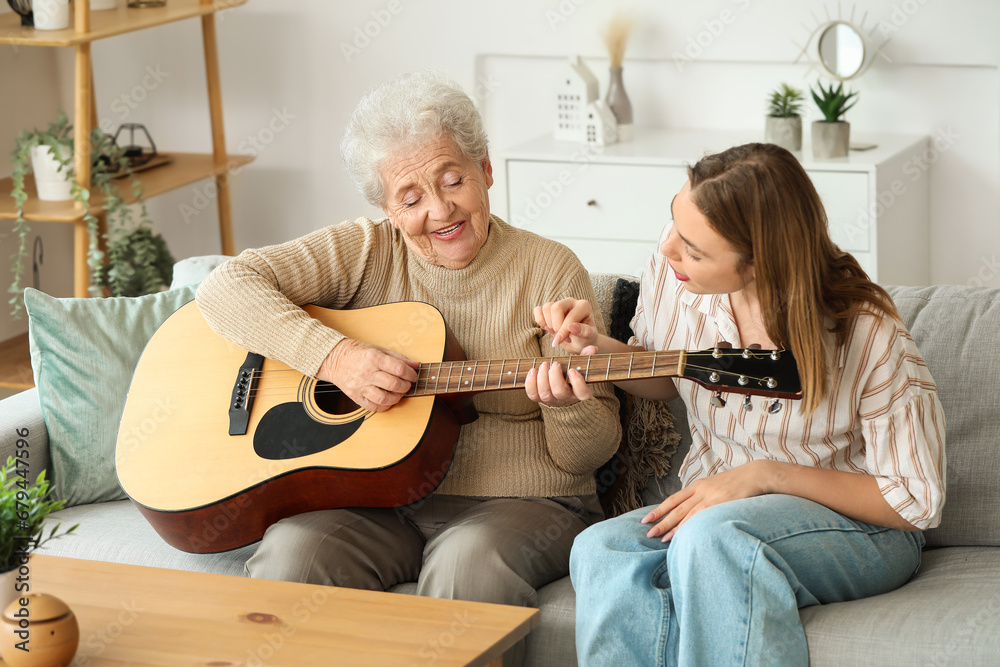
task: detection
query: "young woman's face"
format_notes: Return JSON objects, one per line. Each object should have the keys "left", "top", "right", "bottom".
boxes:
{"left": 659, "top": 180, "right": 754, "bottom": 295}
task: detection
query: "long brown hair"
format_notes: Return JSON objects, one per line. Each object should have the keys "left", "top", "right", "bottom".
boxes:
{"left": 687, "top": 143, "right": 899, "bottom": 414}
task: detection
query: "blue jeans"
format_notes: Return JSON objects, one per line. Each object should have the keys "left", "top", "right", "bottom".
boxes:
{"left": 571, "top": 495, "right": 925, "bottom": 666}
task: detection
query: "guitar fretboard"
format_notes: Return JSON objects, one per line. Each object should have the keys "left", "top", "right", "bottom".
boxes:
{"left": 407, "top": 351, "right": 686, "bottom": 396}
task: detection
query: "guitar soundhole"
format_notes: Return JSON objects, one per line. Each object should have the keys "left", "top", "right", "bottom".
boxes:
{"left": 313, "top": 380, "right": 361, "bottom": 415}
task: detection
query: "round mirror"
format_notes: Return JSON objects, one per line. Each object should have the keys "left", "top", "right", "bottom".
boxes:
{"left": 818, "top": 22, "right": 866, "bottom": 79}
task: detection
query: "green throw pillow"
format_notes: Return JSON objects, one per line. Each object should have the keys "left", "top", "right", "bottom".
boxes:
{"left": 25, "top": 285, "right": 198, "bottom": 507}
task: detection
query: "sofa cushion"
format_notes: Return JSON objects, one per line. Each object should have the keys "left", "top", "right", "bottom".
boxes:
{"left": 169, "top": 254, "right": 232, "bottom": 289}
{"left": 0, "top": 388, "right": 50, "bottom": 487}
{"left": 799, "top": 546, "right": 1000, "bottom": 665}
{"left": 25, "top": 285, "right": 198, "bottom": 506}
{"left": 39, "top": 500, "right": 254, "bottom": 577}
{"left": 888, "top": 285, "right": 1000, "bottom": 547}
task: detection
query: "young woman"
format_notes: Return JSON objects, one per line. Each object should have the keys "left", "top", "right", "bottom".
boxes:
{"left": 530, "top": 143, "right": 946, "bottom": 666}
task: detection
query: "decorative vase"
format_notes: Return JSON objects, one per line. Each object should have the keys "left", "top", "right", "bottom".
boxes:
{"left": 765, "top": 116, "right": 802, "bottom": 152}
{"left": 31, "top": 0, "right": 70, "bottom": 30}
{"left": 812, "top": 120, "right": 850, "bottom": 158}
{"left": 605, "top": 66, "right": 633, "bottom": 142}
{"left": 29, "top": 145, "right": 73, "bottom": 202}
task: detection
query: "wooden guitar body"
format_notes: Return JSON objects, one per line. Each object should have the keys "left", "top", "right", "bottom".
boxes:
{"left": 115, "top": 300, "right": 472, "bottom": 554}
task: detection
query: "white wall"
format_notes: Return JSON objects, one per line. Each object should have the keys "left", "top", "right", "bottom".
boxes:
{"left": 476, "top": 0, "right": 1000, "bottom": 290}
{"left": 1, "top": 0, "right": 998, "bottom": 355}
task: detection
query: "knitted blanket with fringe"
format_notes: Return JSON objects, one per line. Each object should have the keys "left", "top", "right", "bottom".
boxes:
{"left": 592, "top": 277, "right": 682, "bottom": 517}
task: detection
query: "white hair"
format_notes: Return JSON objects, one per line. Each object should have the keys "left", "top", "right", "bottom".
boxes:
{"left": 340, "top": 71, "right": 490, "bottom": 207}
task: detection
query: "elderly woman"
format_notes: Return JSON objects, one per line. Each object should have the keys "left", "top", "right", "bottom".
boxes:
{"left": 195, "top": 71, "right": 621, "bottom": 663}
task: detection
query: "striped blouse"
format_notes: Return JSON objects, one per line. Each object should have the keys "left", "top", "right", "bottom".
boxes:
{"left": 630, "top": 229, "right": 947, "bottom": 530}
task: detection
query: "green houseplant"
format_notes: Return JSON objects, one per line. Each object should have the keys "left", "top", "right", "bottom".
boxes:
{"left": 103, "top": 226, "right": 175, "bottom": 298}
{"left": 0, "top": 456, "right": 78, "bottom": 611}
{"left": 765, "top": 83, "right": 805, "bottom": 152}
{"left": 810, "top": 81, "right": 858, "bottom": 158}
{"left": 7, "top": 111, "right": 173, "bottom": 316}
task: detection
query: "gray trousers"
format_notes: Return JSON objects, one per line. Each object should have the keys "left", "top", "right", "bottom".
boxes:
{"left": 246, "top": 493, "right": 604, "bottom": 665}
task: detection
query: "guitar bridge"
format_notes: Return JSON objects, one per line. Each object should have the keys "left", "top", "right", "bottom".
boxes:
{"left": 229, "top": 352, "right": 264, "bottom": 435}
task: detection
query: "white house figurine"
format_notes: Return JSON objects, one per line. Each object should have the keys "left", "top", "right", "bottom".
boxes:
{"left": 584, "top": 99, "right": 619, "bottom": 146}
{"left": 554, "top": 55, "right": 598, "bottom": 142}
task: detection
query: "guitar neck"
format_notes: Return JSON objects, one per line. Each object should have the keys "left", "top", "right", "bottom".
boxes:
{"left": 407, "top": 351, "right": 686, "bottom": 397}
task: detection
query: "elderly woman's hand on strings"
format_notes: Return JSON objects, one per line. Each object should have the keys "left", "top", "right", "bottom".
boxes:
{"left": 318, "top": 338, "right": 420, "bottom": 413}
{"left": 524, "top": 360, "right": 594, "bottom": 408}
{"left": 527, "top": 298, "right": 602, "bottom": 407}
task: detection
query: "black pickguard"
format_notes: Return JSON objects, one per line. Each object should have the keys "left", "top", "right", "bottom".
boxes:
{"left": 254, "top": 403, "right": 364, "bottom": 460}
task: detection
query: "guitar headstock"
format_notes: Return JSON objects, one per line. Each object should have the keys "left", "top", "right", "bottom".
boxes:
{"left": 681, "top": 348, "right": 802, "bottom": 399}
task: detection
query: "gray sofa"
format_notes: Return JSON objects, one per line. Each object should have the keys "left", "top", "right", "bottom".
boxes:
{"left": 2, "top": 257, "right": 999, "bottom": 665}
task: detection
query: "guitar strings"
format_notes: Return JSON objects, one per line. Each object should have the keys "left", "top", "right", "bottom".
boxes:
{"left": 241, "top": 350, "right": 790, "bottom": 399}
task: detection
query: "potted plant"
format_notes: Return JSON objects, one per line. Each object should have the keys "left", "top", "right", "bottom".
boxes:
{"left": 7, "top": 111, "right": 170, "bottom": 316}
{"left": 0, "top": 456, "right": 78, "bottom": 614}
{"left": 811, "top": 81, "right": 858, "bottom": 159}
{"left": 30, "top": 0, "right": 70, "bottom": 30}
{"left": 102, "top": 226, "right": 175, "bottom": 297}
{"left": 765, "top": 83, "right": 804, "bottom": 152}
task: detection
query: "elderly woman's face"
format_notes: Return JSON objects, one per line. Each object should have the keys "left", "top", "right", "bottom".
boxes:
{"left": 381, "top": 137, "right": 493, "bottom": 269}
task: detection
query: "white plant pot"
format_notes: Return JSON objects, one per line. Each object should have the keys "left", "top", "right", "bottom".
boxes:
{"left": 764, "top": 116, "right": 802, "bottom": 152}
{"left": 32, "top": 0, "right": 71, "bottom": 30}
{"left": 30, "top": 145, "right": 74, "bottom": 202}
{"left": 812, "top": 120, "right": 851, "bottom": 159}
{"left": 90, "top": 0, "right": 119, "bottom": 9}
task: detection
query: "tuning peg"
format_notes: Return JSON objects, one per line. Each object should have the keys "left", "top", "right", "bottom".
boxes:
{"left": 742, "top": 395, "right": 753, "bottom": 411}
{"left": 712, "top": 342, "right": 733, "bottom": 359}
{"left": 711, "top": 392, "right": 726, "bottom": 408}
{"left": 747, "top": 343, "right": 761, "bottom": 350}
{"left": 768, "top": 399, "right": 782, "bottom": 414}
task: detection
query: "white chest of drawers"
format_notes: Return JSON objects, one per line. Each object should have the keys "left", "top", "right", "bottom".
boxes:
{"left": 503, "top": 129, "right": 931, "bottom": 285}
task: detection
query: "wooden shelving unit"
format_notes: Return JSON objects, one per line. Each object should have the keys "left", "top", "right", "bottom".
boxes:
{"left": 0, "top": 153, "right": 254, "bottom": 222}
{"left": 0, "top": 0, "right": 251, "bottom": 391}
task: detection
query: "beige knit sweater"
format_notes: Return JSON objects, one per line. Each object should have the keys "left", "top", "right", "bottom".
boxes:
{"left": 196, "top": 216, "right": 622, "bottom": 498}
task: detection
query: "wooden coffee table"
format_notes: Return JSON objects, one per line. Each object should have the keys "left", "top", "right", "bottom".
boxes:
{"left": 1, "top": 555, "right": 539, "bottom": 666}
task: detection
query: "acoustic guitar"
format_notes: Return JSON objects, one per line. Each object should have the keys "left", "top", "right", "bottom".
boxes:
{"left": 115, "top": 300, "right": 801, "bottom": 553}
